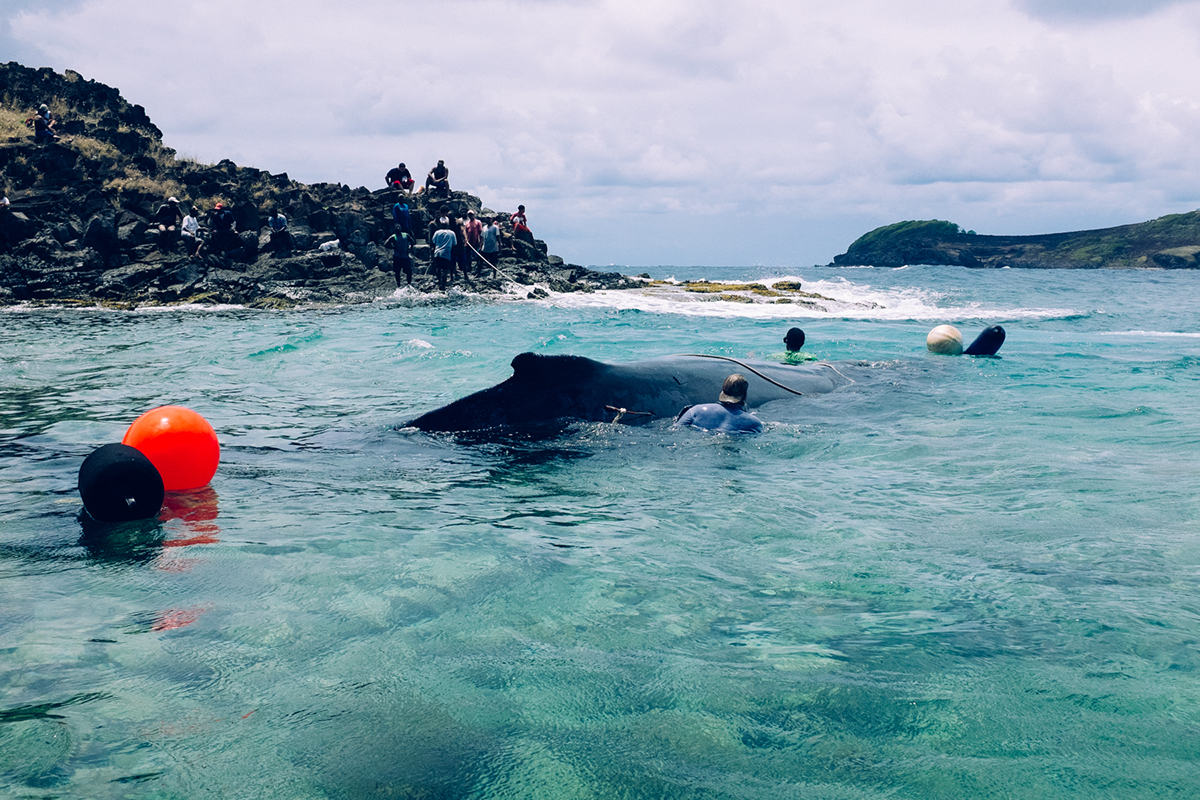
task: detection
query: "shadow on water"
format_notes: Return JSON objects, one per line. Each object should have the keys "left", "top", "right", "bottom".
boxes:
{"left": 77, "top": 514, "right": 165, "bottom": 563}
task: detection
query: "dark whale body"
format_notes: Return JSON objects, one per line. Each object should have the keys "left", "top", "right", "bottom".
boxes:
{"left": 406, "top": 352, "right": 849, "bottom": 433}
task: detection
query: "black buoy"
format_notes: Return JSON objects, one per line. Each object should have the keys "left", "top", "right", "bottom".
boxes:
{"left": 78, "top": 443, "right": 165, "bottom": 523}
{"left": 963, "top": 325, "right": 1006, "bottom": 356}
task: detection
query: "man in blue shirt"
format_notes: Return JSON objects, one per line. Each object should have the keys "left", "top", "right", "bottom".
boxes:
{"left": 675, "top": 374, "right": 763, "bottom": 433}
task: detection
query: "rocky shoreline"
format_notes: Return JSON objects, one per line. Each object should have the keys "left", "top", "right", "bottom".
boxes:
{"left": 0, "top": 62, "right": 639, "bottom": 309}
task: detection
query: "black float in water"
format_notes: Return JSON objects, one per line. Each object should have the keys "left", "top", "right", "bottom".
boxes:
{"left": 964, "top": 325, "right": 1006, "bottom": 356}
{"left": 78, "top": 443, "right": 165, "bottom": 522}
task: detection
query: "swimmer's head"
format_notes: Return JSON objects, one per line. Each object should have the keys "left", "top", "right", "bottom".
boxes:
{"left": 784, "top": 327, "right": 805, "bottom": 351}
{"left": 719, "top": 373, "right": 749, "bottom": 405}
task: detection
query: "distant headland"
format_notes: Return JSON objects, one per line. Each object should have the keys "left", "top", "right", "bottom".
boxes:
{"left": 829, "top": 215, "right": 1200, "bottom": 269}
{"left": 0, "top": 62, "right": 638, "bottom": 308}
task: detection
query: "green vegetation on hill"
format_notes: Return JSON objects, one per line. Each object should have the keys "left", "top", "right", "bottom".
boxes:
{"left": 831, "top": 212, "right": 1200, "bottom": 269}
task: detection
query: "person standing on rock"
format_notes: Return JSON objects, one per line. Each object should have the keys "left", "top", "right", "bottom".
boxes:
{"left": 425, "top": 160, "right": 450, "bottom": 197}
{"left": 451, "top": 216, "right": 471, "bottom": 285}
{"left": 392, "top": 200, "right": 413, "bottom": 238}
{"left": 431, "top": 220, "right": 457, "bottom": 291}
{"left": 385, "top": 163, "right": 414, "bottom": 192}
{"left": 480, "top": 217, "right": 501, "bottom": 277}
{"left": 385, "top": 229, "right": 414, "bottom": 287}
{"left": 463, "top": 210, "right": 483, "bottom": 276}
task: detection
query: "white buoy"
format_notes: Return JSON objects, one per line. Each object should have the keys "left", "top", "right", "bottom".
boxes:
{"left": 927, "top": 324, "right": 963, "bottom": 355}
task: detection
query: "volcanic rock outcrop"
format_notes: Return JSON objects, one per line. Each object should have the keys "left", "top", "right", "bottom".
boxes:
{"left": 0, "top": 62, "right": 629, "bottom": 307}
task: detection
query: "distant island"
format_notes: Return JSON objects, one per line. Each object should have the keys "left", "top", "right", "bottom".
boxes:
{"left": 0, "top": 62, "right": 637, "bottom": 308}
{"left": 829, "top": 215, "right": 1200, "bottom": 269}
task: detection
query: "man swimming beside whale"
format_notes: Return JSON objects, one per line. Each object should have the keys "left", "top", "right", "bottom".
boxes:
{"left": 674, "top": 374, "right": 763, "bottom": 433}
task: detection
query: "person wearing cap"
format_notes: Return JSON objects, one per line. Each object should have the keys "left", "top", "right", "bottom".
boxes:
{"left": 674, "top": 374, "right": 764, "bottom": 433}
{"left": 153, "top": 196, "right": 183, "bottom": 230}
{"left": 425, "top": 160, "right": 450, "bottom": 197}
{"left": 33, "top": 104, "right": 58, "bottom": 142}
{"left": 385, "top": 162, "right": 414, "bottom": 191}
{"left": 769, "top": 327, "right": 818, "bottom": 364}
{"left": 205, "top": 202, "right": 238, "bottom": 254}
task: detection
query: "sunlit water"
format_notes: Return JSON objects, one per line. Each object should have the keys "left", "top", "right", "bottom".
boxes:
{"left": 2, "top": 265, "right": 1199, "bottom": 799}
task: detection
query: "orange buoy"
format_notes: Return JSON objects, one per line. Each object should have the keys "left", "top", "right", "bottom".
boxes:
{"left": 122, "top": 406, "right": 219, "bottom": 491}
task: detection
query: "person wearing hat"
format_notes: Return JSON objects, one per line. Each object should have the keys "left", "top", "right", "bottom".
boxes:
{"left": 33, "top": 104, "right": 58, "bottom": 142}
{"left": 674, "top": 373, "right": 763, "bottom": 433}
{"left": 205, "top": 202, "right": 238, "bottom": 254}
{"left": 153, "top": 196, "right": 183, "bottom": 230}
{"left": 769, "top": 327, "right": 818, "bottom": 364}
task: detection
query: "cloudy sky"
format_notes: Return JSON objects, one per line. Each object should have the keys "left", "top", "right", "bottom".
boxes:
{"left": 6, "top": 0, "right": 1200, "bottom": 267}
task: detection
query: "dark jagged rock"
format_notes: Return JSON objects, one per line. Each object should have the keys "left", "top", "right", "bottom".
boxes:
{"left": 830, "top": 215, "right": 1200, "bottom": 269}
{"left": 0, "top": 62, "right": 629, "bottom": 307}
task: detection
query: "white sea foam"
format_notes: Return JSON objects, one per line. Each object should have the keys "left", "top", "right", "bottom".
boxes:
{"left": 533, "top": 275, "right": 1076, "bottom": 322}
{"left": 1102, "top": 330, "right": 1200, "bottom": 338}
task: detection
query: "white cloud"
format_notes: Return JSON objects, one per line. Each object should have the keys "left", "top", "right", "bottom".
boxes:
{"left": 9, "top": 0, "right": 1200, "bottom": 265}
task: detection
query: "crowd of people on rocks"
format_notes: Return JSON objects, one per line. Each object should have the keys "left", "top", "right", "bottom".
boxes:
{"left": 382, "top": 159, "right": 536, "bottom": 291}
{"left": 76, "top": 155, "right": 539, "bottom": 293}
{"left": 15, "top": 107, "right": 540, "bottom": 291}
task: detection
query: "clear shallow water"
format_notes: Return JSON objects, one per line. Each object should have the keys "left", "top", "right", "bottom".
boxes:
{"left": 2, "top": 265, "right": 1200, "bottom": 799}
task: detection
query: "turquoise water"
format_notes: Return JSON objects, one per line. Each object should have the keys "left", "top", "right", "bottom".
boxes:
{"left": 3, "top": 266, "right": 1200, "bottom": 798}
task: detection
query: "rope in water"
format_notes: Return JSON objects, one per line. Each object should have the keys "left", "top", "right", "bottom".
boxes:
{"left": 679, "top": 353, "right": 855, "bottom": 396}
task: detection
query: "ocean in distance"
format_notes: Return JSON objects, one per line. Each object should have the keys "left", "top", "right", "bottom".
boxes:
{"left": 2, "top": 264, "right": 1199, "bottom": 799}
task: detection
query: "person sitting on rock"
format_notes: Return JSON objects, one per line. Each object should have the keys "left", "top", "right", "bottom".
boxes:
{"left": 153, "top": 197, "right": 183, "bottom": 230}
{"left": 385, "top": 163, "right": 414, "bottom": 191}
{"left": 205, "top": 202, "right": 239, "bottom": 254}
{"left": 510, "top": 205, "right": 533, "bottom": 244}
{"left": 425, "top": 160, "right": 450, "bottom": 197}
{"left": 267, "top": 208, "right": 292, "bottom": 253}
{"left": 180, "top": 205, "right": 202, "bottom": 256}
{"left": 33, "top": 104, "right": 58, "bottom": 142}
{"left": 674, "top": 374, "right": 763, "bottom": 434}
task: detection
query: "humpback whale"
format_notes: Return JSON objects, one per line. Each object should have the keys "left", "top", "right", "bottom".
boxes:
{"left": 406, "top": 352, "right": 851, "bottom": 433}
